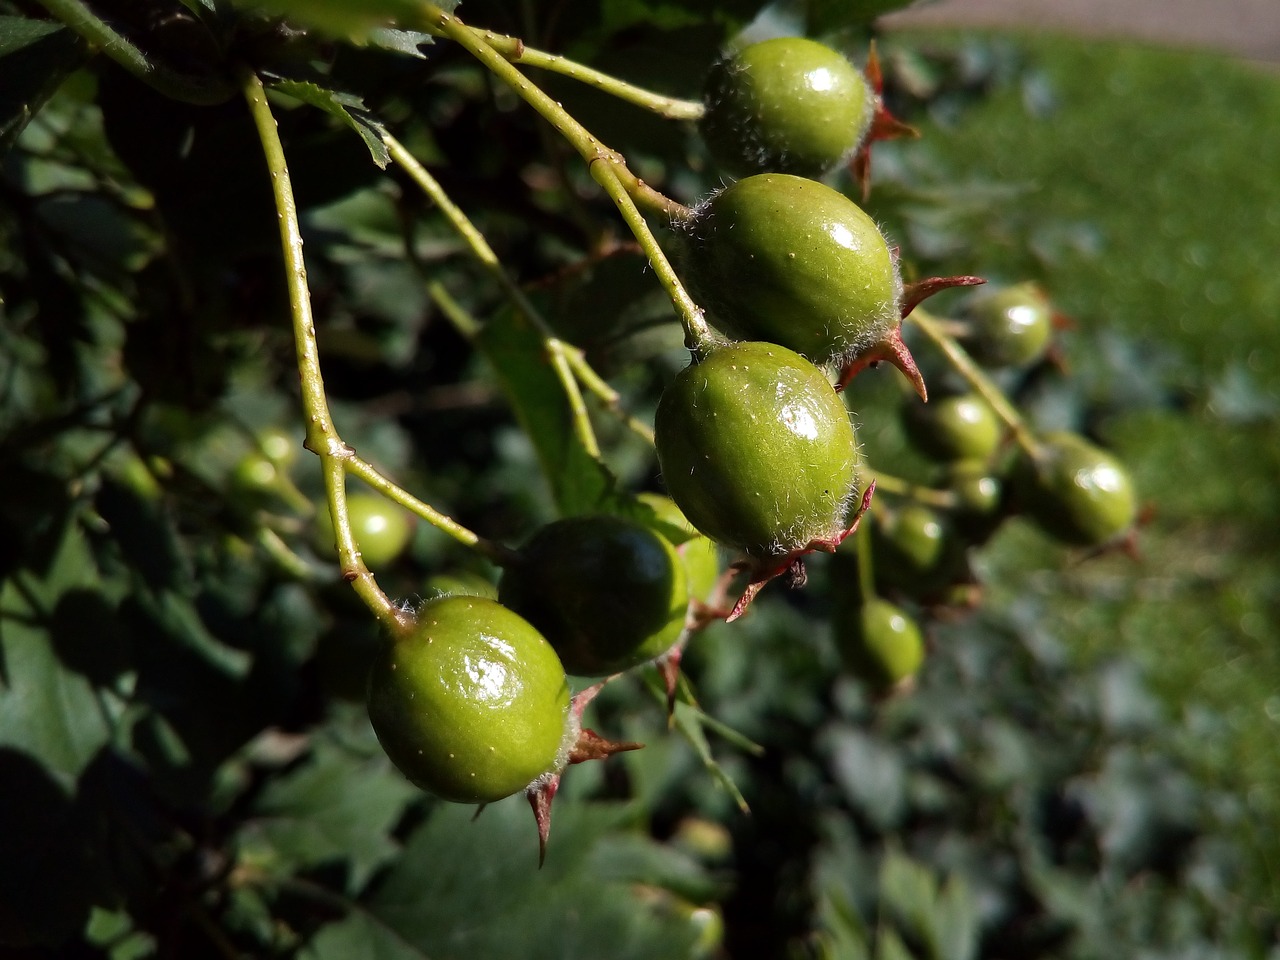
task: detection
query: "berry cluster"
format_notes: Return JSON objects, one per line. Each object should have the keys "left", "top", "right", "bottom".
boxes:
{"left": 237, "top": 28, "right": 1139, "bottom": 858}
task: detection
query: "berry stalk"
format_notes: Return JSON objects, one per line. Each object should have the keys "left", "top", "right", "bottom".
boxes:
{"left": 908, "top": 307, "right": 1044, "bottom": 459}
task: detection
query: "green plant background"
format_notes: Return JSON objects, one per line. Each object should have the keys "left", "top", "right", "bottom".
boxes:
{"left": 1, "top": 1, "right": 1277, "bottom": 957}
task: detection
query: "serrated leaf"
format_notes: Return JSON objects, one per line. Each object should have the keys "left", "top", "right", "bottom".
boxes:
{"left": 241, "top": 737, "right": 419, "bottom": 891}
{"left": 304, "top": 799, "right": 705, "bottom": 960}
{"left": 367, "top": 27, "right": 433, "bottom": 58}
{"left": 476, "top": 306, "right": 622, "bottom": 517}
{"left": 271, "top": 79, "right": 390, "bottom": 168}
{"left": 0, "top": 522, "right": 114, "bottom": 782}
{"left": 232, "top": 0, "right": 458, "bottom": 40}
{"left": 0, "top": 14, "right": 87, "bottom": 153}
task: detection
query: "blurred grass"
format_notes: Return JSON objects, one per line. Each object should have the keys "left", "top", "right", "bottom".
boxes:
{"left": 883, "top": 33, "right": 1280, "bottom": 919}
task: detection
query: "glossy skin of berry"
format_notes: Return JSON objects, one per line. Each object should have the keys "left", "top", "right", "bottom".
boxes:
{"left": 655, "top": 342, "right": 859, "bottom": 559}
{"left": 1012, "top": 431, "right": 1137, "bottom": 546}
{"left": 678, "top": 174, "right": 900, "bottom": 365}
{"left": 961, "top": 282, "right": 1053, "bottom": 368}
{"left": 499, "top": 515, "right": 689, "bottom": 677}
{"left": 317, "top": 493, "right": 414, "bottom": 568}
{"left": 836, "top": 597, "right": 925, "bottom": 691}
{"left": 946, "top": 460, "right": 1005, "bottom": 541}
{"left": 367, "top": 596, "right": 572, "bottom": 804}
{"left": 871, "top": 503, "right": 964, "bottom": 595}
{"left": 700, "top": 37, "right": 874, "bottom": 179}
{"left": 637, "top": 492, "right": 721, "bottom": 603}
{"left": 902, "top": 392, "right": 1002, "bottom": 463}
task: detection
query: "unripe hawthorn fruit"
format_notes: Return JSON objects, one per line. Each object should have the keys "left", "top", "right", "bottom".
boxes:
{"left": 835, "top": 596, "right": 925, "bottom": 692}
{"left": 499, "top": 515, "right": 689, "bottom": 677}
{"left": 700, "top": 37, "right": 874, "bottom": 179}
{"left": 1012, "top": 431, "right": 1137, "bottom": 546}
{"left": 945, "top": 459, "right": 1005, "bottom": 542}
{"left": 637, "top": 492, "right": 721, "bottom": 604}
{"left": 655, "top": 342, "right": 860, "bottom": 560}
{"left": 871, "top": 502, "right": 965, "bottom": 596}
{"left": 960, "top": 282, "right": 1054, "bottom": 368}
{"left": 316, "top": 493, "right": 414, "bottom": 569}
{"left": 367, "top": 596, "right": 572, "bottom": 804}
{"left": 902, "top": 392, "right": 1002, "bottom": 463}
{"left": 679, "top": 174, "right": 900, "bottom": 366}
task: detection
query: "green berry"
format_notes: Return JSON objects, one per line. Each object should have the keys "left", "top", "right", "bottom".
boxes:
{"left": 424, "top": 569, "right": 499, "bottom": 600}
{"left": 679, "top": 174, "right": 901, "bottom": 366}
{"left": 871, "top": 503, "right": 964, "bottom": 595}
{"left": 945, "top": 459, "right": 1005, "bottom": 541}
{"left": 317, "top": 493, "right": 414, "bottom": 569}
{"left": 902, "top": 392, "right": 1002, "bottom": 463}
{"left": 835, "top": 597, "right": 925, "bottom": 691}
{"left": 367, "top": 596, "right": 572, "bottom": 804}
{"left": 700, "top": 37, "right": 874, "bottom": 179}
{"left": 655, "top": 342, "right": 859, "bottom": 559}
{"left": 961, "top": 282, "right": 1053, "bottom": 368}
{"left": 1012, "top": 431, "right": 1137, "bottom": 545}
{"left": 499, "top": 515, "right": 689, "bottom": 676}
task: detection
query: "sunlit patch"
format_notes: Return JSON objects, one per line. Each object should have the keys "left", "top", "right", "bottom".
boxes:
{"left": 780, "top": 402, "right": 820, "bottom": 440}
{"left": 806, "top": 67, "right": 836, "bottom": 92}
{"left": 828, "top": 221, "right": 857, "bottom": 251}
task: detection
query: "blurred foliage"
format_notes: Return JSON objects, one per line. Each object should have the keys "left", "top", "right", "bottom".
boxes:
{"left": 1, "top": 0, "right": 1278, "bottom": 957}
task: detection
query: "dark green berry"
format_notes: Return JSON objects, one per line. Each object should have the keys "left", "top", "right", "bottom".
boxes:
{"left": 499, "top": 515, "right": 689, "bottom": 677}
{"left": 903, "top": 392, "right": 1002, "bottom": 463}
{"left": 835, "top": 597, "right": 925, "bottom": 692}
{"left": 961, "top": 282, "right": 1053, "bottom": 368}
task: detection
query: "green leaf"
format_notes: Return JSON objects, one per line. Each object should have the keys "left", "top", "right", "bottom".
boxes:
{"left": 304, "top": 799, "right": 707, "bottom": 960}
{"left": 271, "top": 79, "right": 390, "bottom": 168}
{"left": 475, "top": 306, "right": 621, "bottom": 517}
{"left": 240, "top": 737, "right": 419, "bottom": 891}
{"left": 232, "top": 0, "right": 458, "bottom": 41}
{"left": 0, "top": 522, "right": 114, "bottom": 782}
{"left": 0, "top": 15, "right": 87, "bottom": 153}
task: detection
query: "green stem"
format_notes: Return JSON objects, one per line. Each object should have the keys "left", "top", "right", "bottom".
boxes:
{"left": 36, "top": 0, "right": 235, "bottom": 105}
{"left": 562, "top": 348, "right": 656, "bottom": 445}
{"left": 241, "top": 67, "right": 410, "bottom": 635}
{"left": 854, "top": 515, "right": 876, "bottom": 603}
{"left": 419, "top": 4, "right": 691, "bottom": 227}
{"left": 344, "top": 456, "right": 519, "bottom": 567}
{"left": 467, "top": 28, "right": 704, "bottom": 121}
{"left": 387, "top": 133, "right": 602, "bottom": 458}
{"left": 909, "top": 308, "right": 1043, "bottom": 459}
{"left": 590, "top": 161, "right": 717, "bottom": 356}
{"left": 862, "top": 468, "right": 957, "bottom": 510}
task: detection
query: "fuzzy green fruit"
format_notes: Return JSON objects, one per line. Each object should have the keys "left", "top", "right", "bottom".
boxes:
{"left": 961, "top": 282, "right": 1053, "bottom": 368}
{"left": 655, "top": 342, "right": 859, "bottom": 559}
{"left": 700, "top": 37, "right": 874, "bottom": 179}
{"left": 367, "top": 596, "right": 572, "bottom": 804}
{"left": 1012, "top": 431, "right": 1137, "bottom": 546}
{"left": 678, "top": 174, "right": 901, "bottom": 365}
{"left": 836, "top": 597, "right": 925, "bottom": 691}
{"left": 499, "top": 515, "right": 689, "bottom": 677}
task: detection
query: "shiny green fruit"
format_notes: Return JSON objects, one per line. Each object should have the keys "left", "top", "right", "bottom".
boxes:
{"left": 902, "top": 392, "right": 1002, "bottom": 463}
{"left": 424, "top": 569, "right": 499, "bottom": 600}
{"left": 367, "top": 596, "right": 572, "bottom": 804}
{"left": 637, "top": 492, "right": 721, "bottom": 603}
{"left": 700, "top": 37, "right": 874, "bottom": 179}
{"left": 961, "top": 282, "right": 1053, "bottom": 368}
{"left": 836, "top": 597, "right": 925, "bottom": 691}
{"left": 871, "top": 503, "right": 964, "bottom": 595}
{"left": 678, "top": 174, "right": 900, "bottom": 364}
{"left": 1012, "top": 431, "right": 1137, "bottom": 546}
{"left": 945, "top": 459, "right": 1004, "bottom": 541}
{"left": 655, "top": 342, "right": 859, "bottom": 559}
{"left": 499, "top": 515, "right": 689, "bottom": 676}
